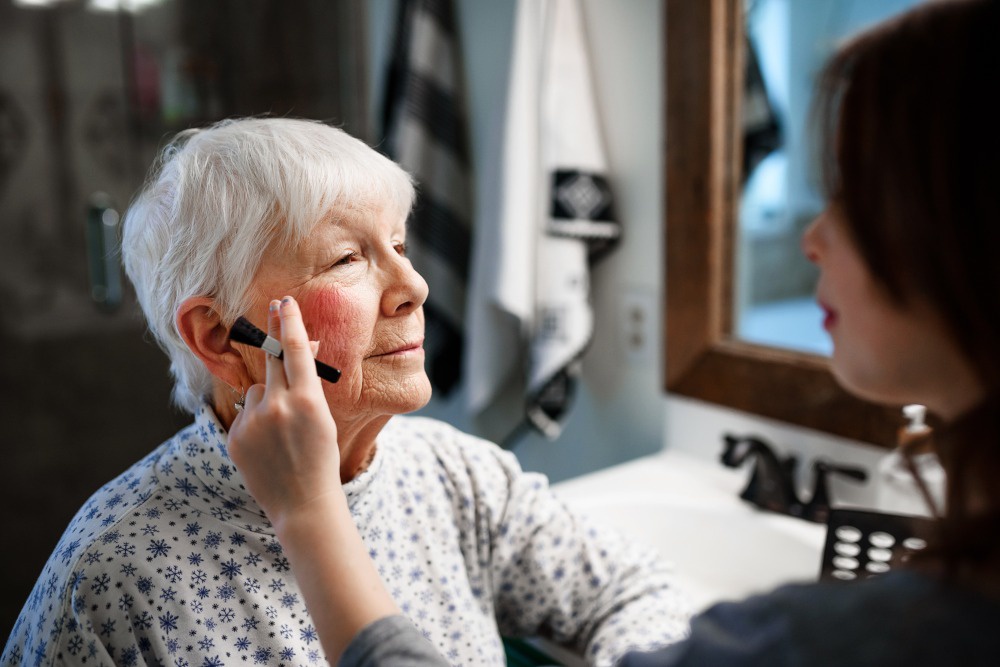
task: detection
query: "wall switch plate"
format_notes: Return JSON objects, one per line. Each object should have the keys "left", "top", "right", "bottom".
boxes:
{"left": 620, "top": 288, "right": 657, "bottom": 364}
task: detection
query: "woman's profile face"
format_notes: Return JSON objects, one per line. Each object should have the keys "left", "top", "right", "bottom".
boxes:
{"left": 802, "top": 208, "right": 981, "bottom": 420}
{"left": 246, "top": 204, "right": 432, "bottom": 423}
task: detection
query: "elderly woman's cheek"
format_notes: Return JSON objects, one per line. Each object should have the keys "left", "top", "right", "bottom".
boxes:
{"left": 298, "top": 288, "right": 362, "bottom": 369}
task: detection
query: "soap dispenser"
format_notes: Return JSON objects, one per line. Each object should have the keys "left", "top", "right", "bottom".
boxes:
{"left": 876, "top": 404, "right": 944, "bottom": 517}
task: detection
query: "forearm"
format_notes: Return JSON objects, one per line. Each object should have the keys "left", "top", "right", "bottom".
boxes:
{"left": 272, "top": 491, "right": 400, "bottom": 663}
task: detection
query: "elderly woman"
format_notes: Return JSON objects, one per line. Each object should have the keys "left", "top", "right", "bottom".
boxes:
{"left": 4, "top": 118, "right": 690, "bottom": 667}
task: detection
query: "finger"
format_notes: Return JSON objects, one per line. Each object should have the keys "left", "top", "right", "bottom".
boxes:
{"left": 264, "top": 300, "right": 288, "bottom": 391}
{"left": 229, "top": 407, "right": 244, "bottom": 434}
{"left": 310, "top": 340, "right": 320, "bottom": 358}
{"left": 244, "top": 384, "right": 265, "bottom": 412}
{"left": 278, "top": 296, "right": 320, "bottom": 386}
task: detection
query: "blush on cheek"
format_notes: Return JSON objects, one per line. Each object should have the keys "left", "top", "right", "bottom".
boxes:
{"left": 298, "top": 289, "right": 354, "bottom": 366}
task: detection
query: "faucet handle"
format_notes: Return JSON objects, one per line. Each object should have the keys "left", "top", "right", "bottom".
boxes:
{"left": 721, "top": 433, "right": 800, "bottom": 514}
{"left": 802, "top": 460, "right": 869, "bottom": 524}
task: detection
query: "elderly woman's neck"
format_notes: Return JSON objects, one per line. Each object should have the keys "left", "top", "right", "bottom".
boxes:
{"left": 212, "top": 387, "right": 384, "bottom": 485}
{"left": 213, "top": 384, "right": 244, "bottom": 432}
{"left": 335, "top": 417, "right": 389, "bottom": 483}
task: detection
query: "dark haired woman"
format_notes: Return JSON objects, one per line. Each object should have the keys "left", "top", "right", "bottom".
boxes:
{"left": 629, "top": 0, "right": 1000, "bottom": 662}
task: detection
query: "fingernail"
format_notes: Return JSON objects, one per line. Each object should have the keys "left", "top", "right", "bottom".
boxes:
{"left": 280, "top": 296, "right": 292, "bottom": 307}
{"left": 269, "top": 300, "right": 280, "bottom": 312}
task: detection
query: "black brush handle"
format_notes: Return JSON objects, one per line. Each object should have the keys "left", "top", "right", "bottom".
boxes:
{"left": 271, "top": 349, "right": 341, "bottom": 384}
{"left": 267, "top": 349, "right": 342, "bottom": 384}
{"left": 229, "top": 317, "right": 341, "bottom": 383}
{"left": 312, "top": 358, "right": 342, "bottom": 384}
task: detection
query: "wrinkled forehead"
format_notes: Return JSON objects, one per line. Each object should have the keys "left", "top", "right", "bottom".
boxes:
{"left": 273, "top": 199, "right": 410, "bottom": 253}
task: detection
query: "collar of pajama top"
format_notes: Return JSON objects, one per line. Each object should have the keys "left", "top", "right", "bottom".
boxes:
{"left": 174, "top": 404, "right": 385, "bottom": 534}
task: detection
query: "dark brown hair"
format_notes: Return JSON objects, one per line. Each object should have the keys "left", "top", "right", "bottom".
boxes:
{"left": 816, "top": 0, "right": 1000, "bottom": 578}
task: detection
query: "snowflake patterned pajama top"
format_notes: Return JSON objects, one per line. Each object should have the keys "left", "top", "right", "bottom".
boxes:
{"left": 3, "top": 405, "right": 691, "bottom": 666}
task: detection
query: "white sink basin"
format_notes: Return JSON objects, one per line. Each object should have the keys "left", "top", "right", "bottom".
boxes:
{"left": 554, "top": 451, "right": 827, "bottom": 611}
{"left": 568, "top": 494, "right": 825, "bottom": 610}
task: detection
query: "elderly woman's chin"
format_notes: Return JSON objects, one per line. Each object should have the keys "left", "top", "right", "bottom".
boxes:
{"left": 384, "top": 365, "right": 433, "bottom": 415}
{"left": 332, "top": 358, "right": 433, "bottom": 418}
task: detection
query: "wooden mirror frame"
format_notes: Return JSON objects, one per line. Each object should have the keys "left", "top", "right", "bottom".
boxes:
{"left": 663, "top": 0, "right": 898, "bottom": 447}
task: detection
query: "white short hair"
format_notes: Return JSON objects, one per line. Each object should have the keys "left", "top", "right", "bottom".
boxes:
{"left": 122, "top": 118, "right": 415, "bottom": 414}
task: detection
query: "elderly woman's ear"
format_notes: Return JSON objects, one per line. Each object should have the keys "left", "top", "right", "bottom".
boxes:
{"left": 176, "top": 296, "right": 252, "bottom": 393}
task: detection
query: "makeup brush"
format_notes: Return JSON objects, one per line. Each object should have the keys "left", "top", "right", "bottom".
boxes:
{"left": 229, "top": 316, "right": 341, "bottom": 383}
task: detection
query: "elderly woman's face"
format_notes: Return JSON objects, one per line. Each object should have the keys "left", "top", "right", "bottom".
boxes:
{"left": 246, "top": 206, "right": 431, "bottom": 420}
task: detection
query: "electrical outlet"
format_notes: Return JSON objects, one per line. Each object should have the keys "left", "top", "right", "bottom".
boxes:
{"left": 620, "top": 289, "right": 656, "bottom": 364}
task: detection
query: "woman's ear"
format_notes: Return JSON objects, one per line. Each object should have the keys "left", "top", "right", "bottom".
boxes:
{"left": 176, "top": 297, "right": 249, "bottom": 389}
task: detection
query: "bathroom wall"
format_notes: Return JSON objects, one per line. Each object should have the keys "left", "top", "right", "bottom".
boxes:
{"left": 367, "top": 0, "right": 669, "bottom": 483}
{"left": 366, "top": 0, "right": 891, "bottom": 498}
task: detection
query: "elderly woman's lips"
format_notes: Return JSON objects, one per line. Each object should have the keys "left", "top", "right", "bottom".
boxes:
{"left": 372, "top": 340, "right": 424, "bottom": 357}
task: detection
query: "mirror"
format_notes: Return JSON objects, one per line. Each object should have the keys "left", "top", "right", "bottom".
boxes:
{"left": 663, "top": 0, "right": 908, "bottom": 447}
{"left": 735, "top": 0, "right": 923, "bottom": 355}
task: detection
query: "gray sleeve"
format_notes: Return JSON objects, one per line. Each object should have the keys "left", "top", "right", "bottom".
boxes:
{"left": 615, "top": 594, "right": 798, "bottom": 667}
{"left": 338, "top": 615, "right": 451, "bottom": 667}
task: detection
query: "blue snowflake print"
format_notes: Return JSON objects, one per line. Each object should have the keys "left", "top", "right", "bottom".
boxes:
{"left": 115, "top": 542, "right": 137, "bottom": 558}
{"left": 147, "top": 539, "right": 171, "bottom": 558}
{"left": 299, "top": 626, "right": 318, "bottom": 644}
{"left": 217, "top": 583, "right": 237, "bottom": 601}
{"left": 159, "top": 611, "right": 180, "bottom": 634}
{"left": 219, "top": 558, "right": 242, "bottom": 580}
{"left": 176, "top": 478, "right": 200, "bottom": 497}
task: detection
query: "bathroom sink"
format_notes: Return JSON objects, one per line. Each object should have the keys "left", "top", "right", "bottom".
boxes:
{"left": 530, "top": 452, "right": 828, "bottom": 665}
{"left": 568, "top": 494, "right": 825, "bottom": 610}
{"left": 553, "top": 451, "right": 827, "bottom": 610}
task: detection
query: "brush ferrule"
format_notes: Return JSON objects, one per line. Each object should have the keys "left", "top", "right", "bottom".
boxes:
{"left": 261, "top": 336, "right": 283, "bottom": 358}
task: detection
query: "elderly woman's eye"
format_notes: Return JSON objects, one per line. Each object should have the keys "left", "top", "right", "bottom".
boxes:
{"left": 333, "top": 252, "right": 356, "bottom": 267}
{"left": 394, "top": 242, "right": 408, "bottom": 256}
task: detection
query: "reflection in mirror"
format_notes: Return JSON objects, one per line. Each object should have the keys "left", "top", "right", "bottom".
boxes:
{"left": 734, "top": 0, "right": 922, "bottom": 356}
{"left": 665, "top": 0, "right": 908, "bottom": 447}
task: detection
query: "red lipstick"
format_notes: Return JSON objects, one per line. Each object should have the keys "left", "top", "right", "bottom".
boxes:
{"left": 820, "top": 304, "right": 837, "bottom": 330}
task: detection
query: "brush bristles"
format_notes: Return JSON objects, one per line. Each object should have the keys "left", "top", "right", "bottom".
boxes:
{"left": 228, "top": 317, "right": 268, "bottom": 349}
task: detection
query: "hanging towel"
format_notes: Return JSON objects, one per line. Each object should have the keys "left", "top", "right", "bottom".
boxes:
{"left": 742, "top": 36, "right": 782, "bottom": 182}
{"left": 466, "top": 0, "right": 619, "bottom": 440}
{"left": 383, "top": 0, "right": 473, "bottom": 394}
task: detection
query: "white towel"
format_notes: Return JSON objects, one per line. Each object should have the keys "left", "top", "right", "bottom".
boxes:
{"left": 466, "top": 0, "right": 618, "bottom": 440}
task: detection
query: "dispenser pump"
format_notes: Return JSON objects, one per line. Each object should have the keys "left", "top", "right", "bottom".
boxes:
{"left": 902, "top": 404, "right": 929, "bottom": 434}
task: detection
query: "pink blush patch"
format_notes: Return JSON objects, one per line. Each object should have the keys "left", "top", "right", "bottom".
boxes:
{"left": 298, "top": 289, "right": 353, "bottom": 365}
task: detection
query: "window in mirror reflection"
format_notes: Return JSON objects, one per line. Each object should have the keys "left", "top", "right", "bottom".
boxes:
{"left": 735, "top": 0, "right": 921, "bottom": 356}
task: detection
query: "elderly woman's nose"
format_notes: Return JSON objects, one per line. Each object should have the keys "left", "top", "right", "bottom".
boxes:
{"left": 382, "top": 254, "right": 429, "bottom": 316}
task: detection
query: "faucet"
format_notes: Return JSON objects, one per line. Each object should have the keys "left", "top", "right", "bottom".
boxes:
{"left": 720, "top": 434, "right": 801, "bottom": 516}
{"left": 720, "top": 434, "right": 870, "bottom": 523}
{"left": 801, "top": 459, "right": 868, "bottom": 524}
